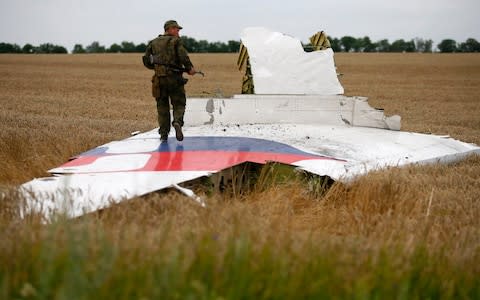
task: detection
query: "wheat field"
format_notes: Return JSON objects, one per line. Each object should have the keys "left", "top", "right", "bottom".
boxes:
{"left": 0, "top": 53, "right": 479, "bottom": 298}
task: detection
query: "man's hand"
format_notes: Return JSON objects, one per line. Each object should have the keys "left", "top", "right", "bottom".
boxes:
{"left": 187, "top": 67, "right": 205, "bottom": 77}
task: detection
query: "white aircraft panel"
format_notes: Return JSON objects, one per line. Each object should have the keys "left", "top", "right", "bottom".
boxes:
{"left": 240, "top": 27, "right": 344, "bottom": 95}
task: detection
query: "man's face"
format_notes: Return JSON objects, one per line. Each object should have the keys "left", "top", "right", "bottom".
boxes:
{"left": 166, "top": 26, "right": 180, "bottom": 37}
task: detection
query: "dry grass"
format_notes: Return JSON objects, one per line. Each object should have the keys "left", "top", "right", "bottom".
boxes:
{"left": 338, "top": 53, "right": 480, "bottom": 143}
{"left": 0, "top": 52, "right": 479, "bottom": 297}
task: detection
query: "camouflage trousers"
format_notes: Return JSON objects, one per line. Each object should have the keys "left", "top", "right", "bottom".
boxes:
{"left": 152, "top": 74, "right": 187, "bottom": 136}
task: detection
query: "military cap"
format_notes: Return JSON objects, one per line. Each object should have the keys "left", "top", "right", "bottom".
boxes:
{"left": 164, "top": 20, "right": 183, "bottom": 31}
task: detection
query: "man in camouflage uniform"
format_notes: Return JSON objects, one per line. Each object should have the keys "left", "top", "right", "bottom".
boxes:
{"left": 144, "top": 20, "right": 196, "bottom": 141}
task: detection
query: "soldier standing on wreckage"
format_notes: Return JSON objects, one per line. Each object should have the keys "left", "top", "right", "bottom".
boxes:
{"left": 143, "top": 20, "right": 197, "bottom": 142}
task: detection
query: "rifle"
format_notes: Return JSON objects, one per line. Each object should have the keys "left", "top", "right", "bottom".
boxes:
{"left": 149, "top": 54, "right": 205, "bottom": 77}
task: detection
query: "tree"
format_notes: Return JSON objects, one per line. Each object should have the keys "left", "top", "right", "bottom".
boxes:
{"left": 352, "top": 38, "right": 363, "bottom": 52}
{"left": 37, "top": 43, "right": 67, "bottom": 54}
{"left": 135, "top": 43, "right": 147, "bottom": 52}
{"left": 36, "top": 43, "right": 50, "bottom": 53}
{"left": 73, "top": 44, "right": 86, "bottom": 53}
{"left": 390, "top": 39, "right": 404, "bottom": 52}
{"left": 376, "top": 39, "right": 390, "bottom": 52}
{"left": 207, "top": 41, "right": 228, "bottom": 53}
{"left": 0, "top": 42, "right": 21, "bottom": 53}
{"left": 22, "top": 43, "right": 34, "bottom": 53}
{"left": 182, "top": 36, "right": 198, "bottom": 52}
{"left": 360, "top": 36, "right": 376, "bottom": 52}
{"left": 106, "top": 43, "right": 122, "bottom": 53}
{"left": 389, "top": 39, "right": 415, "bottom": 52}
{"left": 196, "top": 40, "right": 209, "bottom": 53}
{"left": 458, "top": 38, "right": 480, "bottom": 52}
{"left": 415, "top": 38, "right": 433, "bottom": 53}
{"left": 86, "top": 41, "right": 105, "bottom": 53}
{"left": 340, "top": 36, "right": 357, "bottom": 52}
{"left": 121, "top": 41, "right": 136, "bottom": 53}
{"left": 404, "top": 39, "right": 416, "bottom": 52}
{"left": 227, "top": 40, "right": 240, "bottom": 52}
{"left": 437, "top": 39, "right": 457, "bottom": 53}
{"left": 424, "top": 39, "right": 433, "bottom": 53}
{"left": 53, "top": 45, "right": 68, "bottom": 53}
{"left": 330, "top": 38, "right": 341, "bottom": 52}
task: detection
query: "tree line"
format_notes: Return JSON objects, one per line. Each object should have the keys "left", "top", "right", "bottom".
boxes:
{"left": 322, "top": 37, "right": 480, "bottom": 53}
{"left": 0, "top": 43, "right": 68, "bottom": 54}
{"left": 1, "top": 36, "right": 479, "bottom": 54}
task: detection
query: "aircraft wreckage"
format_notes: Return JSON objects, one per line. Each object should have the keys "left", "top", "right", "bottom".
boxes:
{"left": 20, "top": 27, "right": 480, "bottom": 220}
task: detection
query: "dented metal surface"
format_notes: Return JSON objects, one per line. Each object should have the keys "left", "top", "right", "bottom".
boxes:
{"left": 186, "top": 95, "right": 401, "bottom": 130}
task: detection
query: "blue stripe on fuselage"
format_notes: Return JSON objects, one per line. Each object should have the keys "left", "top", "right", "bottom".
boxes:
{"left": 76, "top": 136, "right": 320, "bottom": 158}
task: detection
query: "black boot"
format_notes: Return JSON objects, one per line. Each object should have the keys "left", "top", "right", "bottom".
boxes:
{"left": 173, "top": 122, "right": 183, "bottom": 141}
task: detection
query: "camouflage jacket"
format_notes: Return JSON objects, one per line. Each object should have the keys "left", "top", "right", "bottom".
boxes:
{"left": 145, "top": 34, "right": 193, "bottom": 76}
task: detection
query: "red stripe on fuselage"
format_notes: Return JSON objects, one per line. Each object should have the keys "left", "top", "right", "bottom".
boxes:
{"left": 58, "top": 150, "right": 333, "bottom": 172}
{"left": 140, "top": 150, "right": 331, "bottom": 172}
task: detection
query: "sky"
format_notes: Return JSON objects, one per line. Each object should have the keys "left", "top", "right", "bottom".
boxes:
{"left": 1, "top": 0, "right": 479, "bottom": 52}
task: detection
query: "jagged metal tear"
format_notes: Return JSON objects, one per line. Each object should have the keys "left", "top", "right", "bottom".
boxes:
{"left": 240, "top": 27, "right": 344, "bottom": 95}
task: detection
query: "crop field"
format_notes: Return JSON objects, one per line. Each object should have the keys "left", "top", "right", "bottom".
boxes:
{"left": 0, "top": 52, "right": 479, "bottom": 299}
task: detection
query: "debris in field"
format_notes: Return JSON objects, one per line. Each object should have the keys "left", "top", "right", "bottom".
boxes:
{"left": 19, "top": 27, "right": 480, "bottom": 220}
